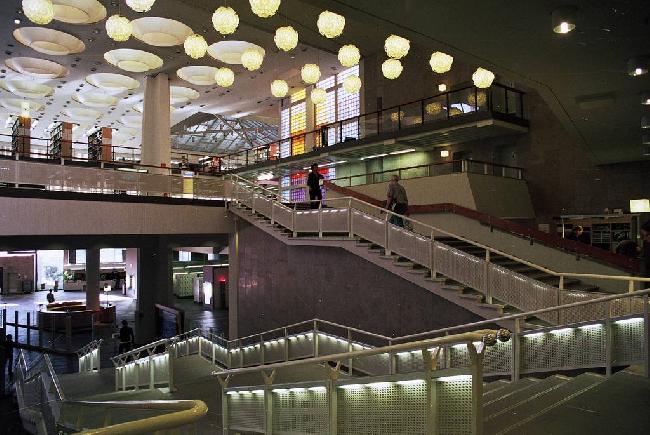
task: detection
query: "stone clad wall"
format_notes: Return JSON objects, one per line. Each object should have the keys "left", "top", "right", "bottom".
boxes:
{"left": 234, "top": 221, "right": 484, "bottom": 338}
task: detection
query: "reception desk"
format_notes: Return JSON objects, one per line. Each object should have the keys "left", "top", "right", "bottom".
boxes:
{"left": 38, "top": 301, "right": 115, "bottom": 331}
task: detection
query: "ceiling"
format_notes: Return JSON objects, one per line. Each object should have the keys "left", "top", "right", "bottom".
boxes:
{"left": 1, "top": 0, "right": 648, "bottom": 163}
{"left": 297, "top": 0, "right": 650, "bottom": 164}
{"left": 0, "top": 0, "right": 340, "bottom": 151}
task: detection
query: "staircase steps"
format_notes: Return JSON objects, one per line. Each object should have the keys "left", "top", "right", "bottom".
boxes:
{"left": 484, "top": 375, "right": 568, "bottom": 417}
{"left": 482, "top": 379, "right": 511, "bottom": 395}
{"left": 486, "top": 373, "right": 605, "bottom": 435}
{"left": 483, "top": 377, "right": 540, "bottom": 402}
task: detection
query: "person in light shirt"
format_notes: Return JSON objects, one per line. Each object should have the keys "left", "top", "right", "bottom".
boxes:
{"left": 386, "top": 175, "right": 409, "bottom": 228}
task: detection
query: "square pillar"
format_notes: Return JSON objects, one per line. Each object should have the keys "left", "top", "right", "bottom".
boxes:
{"left": 85, "top": 248, "right": 100, "bottom": 311}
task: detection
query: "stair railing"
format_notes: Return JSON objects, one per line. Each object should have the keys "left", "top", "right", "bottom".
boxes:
{"left": 217, "top": 328, "right": 509, "bottom": 435}
{"left": 225, "top": 174, "right": 650, "bottom": 322}
{"left": 76, "top": 339, "right": 102, "bottom": 373}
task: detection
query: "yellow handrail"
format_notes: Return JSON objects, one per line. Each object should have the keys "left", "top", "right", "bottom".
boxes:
{"left": 68, "top": 400, "right": 208, "bottom": 435}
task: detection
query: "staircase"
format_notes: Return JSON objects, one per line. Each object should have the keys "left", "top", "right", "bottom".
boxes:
{"left": 437, "top": 236, "right": 601, "bottom": 293}
{"left": 483, "top": 373, "right": 604, "bottom": 434}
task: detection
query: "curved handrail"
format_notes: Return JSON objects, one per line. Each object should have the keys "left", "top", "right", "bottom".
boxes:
{"left": 66, "top": 400, "right": 208, "bottom": 435}
{"left": 323, "top": 180, "right": 640, "bottom": 273}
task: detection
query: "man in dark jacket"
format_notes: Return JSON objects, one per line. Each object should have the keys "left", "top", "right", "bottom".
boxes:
{"left": 307, "top": 163, "right": 324, "bottom": 209}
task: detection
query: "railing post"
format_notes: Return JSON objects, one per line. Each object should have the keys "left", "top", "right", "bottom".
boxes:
{"left": 558, "top": 275, "right": 565, "bottom": 324}
{"left": 260, "top": 334, "right": 265, "bottom": 365}
{"left": 429, "top": 230, "right": 437, "bottom": 280}
{"left": 239, "top": 339, "right": 244, "bottom": 368}
{"left": 630, "top": 293, "right": 650, "bottom": 378}
{"left": 484, "top": 250, "right": 492, "bottom": 304}
{"left": 292, "top": 202, "right": 297, "bottom": 238}
{"left": 284, "top": 327, "right": 289, "bottom": 361}
{"left": 271, "top": 202, "right": 276, "bottom": 225}
{"left": 14, "top": 311, "right": 18, "bottom": 342}
{"left": 388, "top": 339, "right": 396, "bottom": 375}
{"left": 134, "top": 360, "right": 140, "bottom": 391}
{"left": 26, "top": 312, "right": 31, "bottom": 346}
{"left": 212, "top": 341, "right": 216, "bottom": 366}
{"left": 313, "top": 320, "right": 319, "bottom": 357}
{"left": 347, "top": 329, "right": 353, "bottom": 375}
{"left": 149, "top": 354, "right": 154, "bottom": 389}
{"left": 318, "top": 200, "right": 323, "bottom": 238}
{"left": 384, "top": 212, "right": 391, "bottom": 256}
{"left": 348, "top": 198, "right": 353, "bottom": 238}
{"left": 605, "top": 301, "right": 612, "bottom": 377}
{"left": 169, "top": 344, "right": 176, "bottom": 392}
{"left": 511, "top": 318, "right": 521, "bottom": 382}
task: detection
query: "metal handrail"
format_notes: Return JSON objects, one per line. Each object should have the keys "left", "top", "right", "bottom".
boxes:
{"left": 216, "top": 329, "right": 502, "bottom": 378}
{"left": 111, "top": 329, "right": 201, "bottom": 366}
{"left": 328, "top": 159, "right": 524, "bottom": 186}
{"left": 393, "top": 287, "right": 650, "bottom": 342}
{"left": 65, "top": 400, "right": 208, "bottom": 435}
{"left": 228, "top": 174, "right": 650, "bottom": 287}
{"left": 76, "top": 339, "right": 102, "bottom": 357}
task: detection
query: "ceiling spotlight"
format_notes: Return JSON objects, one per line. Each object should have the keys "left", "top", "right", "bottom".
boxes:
{"left": 14, "top": 19, "right": 21, "bottom": 25}
{"left": 438, "top": 84, "right": 447, "bottom": 92}
{"left": 440, "top": 149, "right": 449, "bottom": 157}
{"left": 552, "top": 6, "right": 577, "bottom": 34}
{"left": 628, "top": 57, "right": 649, "bottom": 77}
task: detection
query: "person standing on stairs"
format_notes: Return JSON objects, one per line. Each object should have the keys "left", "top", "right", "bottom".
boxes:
{"left": 118, "top": 320, "right": 135, "bottom": 354}
{"left": 641, "top": 220, "right": 650, "bottom": 277}
{"left": 307, "top": 163, "right": 324, "bottom": 209}
{"left": 386, "top": 175, "right": 409, "bottom": 228}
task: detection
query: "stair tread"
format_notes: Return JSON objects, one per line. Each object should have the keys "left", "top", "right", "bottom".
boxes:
{"left": 484, "top": 375, "right": 569, "bottom": 418}
{"left": 490, "top": 373, "right": 604, "bottom": 435}
{"left": 483, "top": 377, "right": 540, "bottom": 400}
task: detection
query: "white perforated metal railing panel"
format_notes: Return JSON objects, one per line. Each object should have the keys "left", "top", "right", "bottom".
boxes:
{"left": 294, "top": 210, "right": 319, "bottom": 233}
{"left": 434, "top": 242, "right": 485, "bottom": 291}
{"left": 489, "top": 264, "right": 559, "bottom": 324}
{"left": 227, "top": 391, "right": 265, "bottom": 432}
{"left": 436, "top": 376, "right": 473, "bottom": 435}
{"left": 273, "top": 388, "right": 329, "bottom": 434}
{"left": 242, "top": 344, "right": 263, "bottom": 366}
{"left": 274, "top": 203, "right": 294, "bottom": 229}
{"left": 337, "top": 381, "right": 428, "bottom": 435}
{"left": 320, "top": 208, "right": 350, "bottom": 233}
{"left": 263, "top": 339, "right": 289, "bottom": 364}
{"left": 521, "top": 326, "right": 606, "bottom": 372}
{"left": 0, "top": 159, "right": 228, "bottom": 198}
{"left": 252, "top": 194, "right": 273, "bottom": 216}
{"left": 387, "top": 226, "right": 430, "bottom": 267}
{"left": 612, "top": 317, "right": 645, "bottom": 365}
{"left": 352, "top": 210, "right": 385, "bottom": 246}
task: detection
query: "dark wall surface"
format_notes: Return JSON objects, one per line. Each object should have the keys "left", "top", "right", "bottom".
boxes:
{"left": 235, "top": 222, "right": 484, "bottom": 338}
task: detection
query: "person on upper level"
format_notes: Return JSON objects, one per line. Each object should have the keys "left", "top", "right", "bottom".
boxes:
{"left": 386, "top": 175, "right": 409, "bottom": 228}
{"left": 307, "top": 163, "right": 324, "bottom": 210}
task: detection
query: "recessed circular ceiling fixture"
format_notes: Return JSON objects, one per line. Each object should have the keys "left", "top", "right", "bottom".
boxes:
{"left": 5, "top": 57, "right": 69, "bottom": 78}
{"left": 170, "top": 86, "right": 199, "bottom": 105}
{"left": 104, "top": 48, "right": 163, "bottom": 73}
{"left": 177, "top": 66, "right": 219, "bottom": 86}
{"left": 73, "top": 91, "right": 118, "bottom": 108}
{"left": 65, "top": 107, "right": 102, "bottom": 121}
{"left": 131, "top": 17, "right": 193, "bottom": 47}
{"left": 551, "top": 6, "right": 577, "bottom": 34}
{"left": 86, "top": 73, "right": 140, "bottom": 92}
{"left": 13, "top": 27, "right": 85, "bottom": 56}
{"left": 52, "top": 0, "right": 107, "bottom": 24}
{"left": 627, "top": 56, "right": 649, "bottom": 77}
{"left": 0, "top": 98, "right": 43, "bottom": 114}
{"left": 207, "top": 41, "right": 265, "bottom": 65}
{"left": 1, "top": 80, "right": 54, "bottom": 99}
{"left": 119, "top": 115, "right": 142, "bottom": 127}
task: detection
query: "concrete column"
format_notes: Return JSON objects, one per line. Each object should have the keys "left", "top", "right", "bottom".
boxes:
{"left": 305, "top": 90, "right": 316, "bottom": 152}
{"left": 85, "top": 248, "right": 100, "bottom": 311}
{"left": 141, "top": 73, "right": 171, "bottom": 169}
{"left": 228, "top": 218, "right": 240, "bottom": 340}
{"left": 136, "top": 236, "right": 173, "bottom": 344}
{"left": 125, "top": 248, "right": 138, "bottom": 298}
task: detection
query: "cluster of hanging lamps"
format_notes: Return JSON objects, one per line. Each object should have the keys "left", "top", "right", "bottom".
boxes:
{"left": 215, "top": 67, "right": 235, "bottom": 88}
{"left": 472, "top": 67, "right": 495, "bottom": 88}
{"left": 106, "top": 15, "right": 133, "bottom": 42}
{"left": 382, "top": 59, "right": 403, "bottom": 80}
{"left": 249, "top": 0, "right": 281, "bottom": 18}
{"left": 271, "top": 80, "right": 289, "bottom": 98}
{"left": 213, "top": 6, "right": 239, "bottom": 35}
{"left": 22, "top": 0, "right": 54, "bottom": 25}
{"left": 338, "top": 45, "right": 360, "bottom": 67}
{"left": 184, "top": 34, "right": 208, "bottom": 59}
{"left": 274, "top": 26, "right": 298, "bottom": 51}
{"left": 301, "top": 64, "right": 321, "bottom": 84}
{"left": 384, "top": 34, "right": 410, "bottom": 59}
{"left": 126, "top": 0, "right": 156, "bottom": 13}
{"left": 429, "top": 51, "right": 454, "bottom": 73}
{"left": 317, "top": 11, "right": 345, "bottom": 38}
